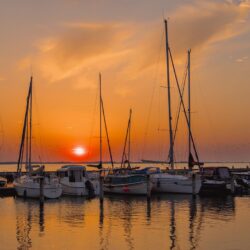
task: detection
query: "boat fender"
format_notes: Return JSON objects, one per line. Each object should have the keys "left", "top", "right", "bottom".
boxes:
{"left": 85, "top": 180, "right": 95, "bottom": 198}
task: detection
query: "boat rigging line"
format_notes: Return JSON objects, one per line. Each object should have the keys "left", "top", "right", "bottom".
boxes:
{"left": 168, "top": 48, "right": 202, "bottom": 168}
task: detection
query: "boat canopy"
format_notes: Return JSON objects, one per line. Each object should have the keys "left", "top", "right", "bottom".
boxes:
{"left": 132, "top": 167, "right": 161, "bottom": 174}
{"left": 58, "top": 165, "right": 86, "bottom": 172}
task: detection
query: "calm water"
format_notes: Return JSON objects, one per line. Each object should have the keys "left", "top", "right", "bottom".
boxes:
{"left": 0, "top": 194, "right": 249, "bottom": 250}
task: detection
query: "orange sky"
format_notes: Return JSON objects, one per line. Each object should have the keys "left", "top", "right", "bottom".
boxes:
{"left": 0, "top": 0, "right": 250, "bottom": 162}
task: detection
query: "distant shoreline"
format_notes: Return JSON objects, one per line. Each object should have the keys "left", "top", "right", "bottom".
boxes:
{"left": 0, "top": 161, "right": 249, "bottom": 165}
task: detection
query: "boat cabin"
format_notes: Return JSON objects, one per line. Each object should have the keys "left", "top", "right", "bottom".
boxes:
{"left": 201, "top": 167, "right": 231, "bottom": 180}
{"left": 57, "top": 165, "right": 87, "bottom": 183}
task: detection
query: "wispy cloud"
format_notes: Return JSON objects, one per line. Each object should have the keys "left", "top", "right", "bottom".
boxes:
{"left": 235, "top": 55, "right": 248, "bottom": 62}
{"left": 18, "top": 0, "right": 250, "bottom": 93}
{"left": 20, "top": 22, "right": 135, "bottom": 87}
{"left": 165, "top": 0, "right": 250, "bottom": 62}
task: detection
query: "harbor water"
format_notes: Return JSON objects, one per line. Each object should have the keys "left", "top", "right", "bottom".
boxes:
{"left": 1, "top": 162, "right": 250, "bottom": 249}
{"left": 0, "top": 194, "right": 250, "bottom": 250}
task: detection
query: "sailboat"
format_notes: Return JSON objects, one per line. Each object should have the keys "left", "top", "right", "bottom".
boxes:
{"left": 149, "top": 20, "right": 202, "bottom": 194}
{"left": 104, "top": 109, "right": 152, "bottom": 195}
{"left": 13, "top": 77, "right": 62, "bottom": 199}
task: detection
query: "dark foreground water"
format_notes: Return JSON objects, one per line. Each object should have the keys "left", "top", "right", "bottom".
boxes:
{"left": 0, "top": 194, "right": 250, "bottom": 250}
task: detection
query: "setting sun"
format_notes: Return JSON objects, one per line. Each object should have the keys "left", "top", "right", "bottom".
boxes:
{"left": 72, "top": 146, "right": 86, "bottom": 156}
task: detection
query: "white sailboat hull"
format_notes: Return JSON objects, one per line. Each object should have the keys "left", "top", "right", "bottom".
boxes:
{"left": 151, "top": 173, "right": 201, "bottom": 194}
{"left": 104, "top": 181, "right": 152, "bottom": 195}
{"left": 14, "top": 176, "right": 62, "bottom": 199}
{"left": 60, "top": 182, "right": 86, "bottom": 196}
{"left": 60, "top": 179, "right": 100, "bottom": 196}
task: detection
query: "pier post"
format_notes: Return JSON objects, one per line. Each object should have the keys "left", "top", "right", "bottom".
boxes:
{"left": 192, "top": 173, "right": 196, "bottom": 198}
{"left": 147, "top": 174, "right": 151, "bottom": 200}
{"left": 99, "top": 174, "right": 104, "bottom": 202}
{"left": 40, "top": 177, "right": 44, "bottom": 203}
{"left": 99, "top": 197, "right": 104, "bottom": 226}
{"left": 146, "top": 197, "right": 151, "bottom": 220}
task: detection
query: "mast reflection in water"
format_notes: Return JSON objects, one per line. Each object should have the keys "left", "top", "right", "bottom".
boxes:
{"left": 0, "top": 194, "right": 248, "bottom": 250}
{"left": 15, "top": 199, "right": 45, "bottom": 250}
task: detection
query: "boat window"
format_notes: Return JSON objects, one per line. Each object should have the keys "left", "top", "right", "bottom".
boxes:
{"left": 59, "top": 172, "right": 66, "bottom": 178}
{"left": 110, "top": 177, "right": 126, "bottom": 184}
{"left": 203, "top": 169, "right": 214, "bottom": 177}
{"left": 218, "top": 168, "right": 230, "bottom": 179}
{"left": 130, "top": 175, "right": 146, "bottom": 182}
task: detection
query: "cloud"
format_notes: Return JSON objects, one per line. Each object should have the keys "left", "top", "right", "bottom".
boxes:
{"left": 235, "top": 55, "right": 248, "bottom": 62}
{"left": 169, "top": 0, "right": 250, "bottom": 53}
{"left": 139, "top": 0, "right": 250, "bottom": 70}
{"left": 18, "top": 0, "right": 250, "bottom": 92}
{"left": 24, "top": 22, "right": 134, "bottom": 86}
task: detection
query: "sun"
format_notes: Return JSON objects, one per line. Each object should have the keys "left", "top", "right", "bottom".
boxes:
{"left": 72, "top": 146, "right": 86, "bottom": 156}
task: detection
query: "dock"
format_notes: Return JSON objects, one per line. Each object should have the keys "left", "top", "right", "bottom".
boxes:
{"left": 0, "top": 167, "right": 249, "bottom": 198}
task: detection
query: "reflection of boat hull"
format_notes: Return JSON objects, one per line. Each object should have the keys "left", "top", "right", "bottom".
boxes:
{"left": 104, "top": 181, "right": 151, "bottom": 195}
{"left": 151, "top": 173, "right": 201, "bottom": 194}
{"left": 14, "top": 176, "right": 62, "bottom": 199}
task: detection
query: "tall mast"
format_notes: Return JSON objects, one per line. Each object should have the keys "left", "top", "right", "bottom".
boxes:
{"left": 121, "top": 109, "right": 132, "bottom": 168}
{"left": 128, "top": 109, "right": 132, "bottom": 165}
{"left": 168, "top": 49, "right": 202, "bottom": 169}
{"left": 164, "top": 19, "right": 174, "bottom": 169}
{"left": 28, "top": 77, "right": 33, "bottom": 171}
{"left": 99, "top": 73, "right": 102, "bottom": 169}
{"left": 17, "top": 77, "right": 32, "bottom": 174}
{"left": 188, "top": 50, "right": 191, "bottom": 165}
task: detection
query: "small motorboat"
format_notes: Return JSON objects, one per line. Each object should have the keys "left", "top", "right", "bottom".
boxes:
{"left": 200, "top": 167, "right": 232, "bottom": 195}
{"left": 57, "top": 165, "right": 100, "bottom": 197}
